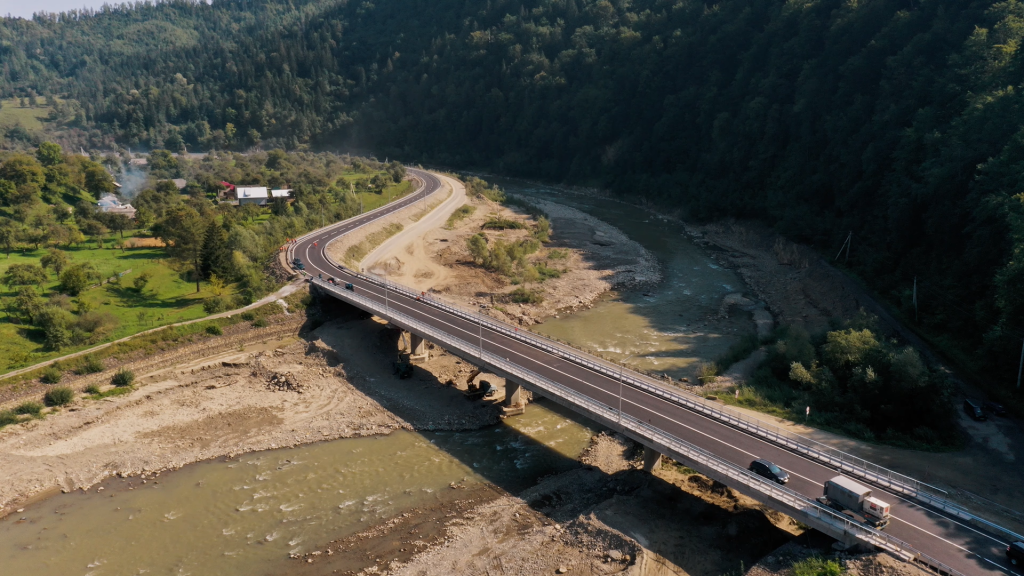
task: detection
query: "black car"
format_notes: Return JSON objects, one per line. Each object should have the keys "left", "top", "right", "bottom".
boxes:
{"left": 964, "top": 399, "right": 987, "bottom": 421}
{"left": 749, "top": 459, "right": 789, "bottom": 484}
{"left": 1007, "top": 541, "right": 1024, "bottom": 566}
{"left": 984, "top": 401, "right": 1007, "bottom": 417}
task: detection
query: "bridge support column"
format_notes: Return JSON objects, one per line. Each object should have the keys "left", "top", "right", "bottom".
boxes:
{"left": 501, "top": 379, "right": 526, "bottom": 416}
{"left": 642, "top": 446, "right": 662, "bottom": 472}
{"left": 408, "top": 333, "right": 429, "bottom": 364}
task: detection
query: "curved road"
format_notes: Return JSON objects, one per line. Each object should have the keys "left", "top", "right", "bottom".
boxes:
{"left": 295, "top": 168, "right": 1014, "bottom": 576}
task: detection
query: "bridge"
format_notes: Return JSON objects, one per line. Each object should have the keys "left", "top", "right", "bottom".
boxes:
{"left": 291, "top": 168, "right": 1020, "bottom": 576}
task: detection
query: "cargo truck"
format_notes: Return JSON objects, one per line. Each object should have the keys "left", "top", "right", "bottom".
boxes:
{"left": 817, "top": 476, "right": 891, "bottom": 530}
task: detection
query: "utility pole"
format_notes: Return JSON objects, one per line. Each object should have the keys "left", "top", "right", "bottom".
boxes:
{"left": 384, "top": 269, "right": 389, "bottom": 315}
{"left": 618, "top": 355, "right": 634, "bottom": 425}
{"left": 478, "top": 314, "right": 483, "bottom": 360}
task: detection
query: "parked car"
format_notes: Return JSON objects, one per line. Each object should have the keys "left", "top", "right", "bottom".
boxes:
{"left": 292, "top": 258, "right": 305, "bottom": 271}
{"left": 749, "top": 459, "right": 790, "bottom": 484}
{"left": 984, "top": 401, "right": 1007, "bottom": 417}
{"left": 345, "top": 283, "right": 354, "bottom": 291}
{"left": 1007, "top": 541, "right": 1024, "bottom": 566}
{"left": 964, "top": 399, "right": 987, "bottom": 421}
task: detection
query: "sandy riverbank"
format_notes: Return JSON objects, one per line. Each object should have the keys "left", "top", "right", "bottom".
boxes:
{"left": 0, "top": 300, "right": 516, "bottom": 515}
{"left": 354, "top": 185, "right": 661, "bottom": 327}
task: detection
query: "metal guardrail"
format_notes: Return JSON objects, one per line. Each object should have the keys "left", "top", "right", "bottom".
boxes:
{"left": 334, "top": 269, "right": 1024, "bottom": 547}
{"left": 313, "top": 278, "right": 966, "bottom": 576}
{"left": 286, "top": 171, "right": 434, "bottom": 268}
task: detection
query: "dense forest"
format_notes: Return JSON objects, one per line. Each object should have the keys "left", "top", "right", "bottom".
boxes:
{"left": 1, "top": 0, "right": 1023, "bottom": 391}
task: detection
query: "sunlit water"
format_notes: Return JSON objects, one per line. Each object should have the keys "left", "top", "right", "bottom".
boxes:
{"left": 0, "top": 179, "right": 755, "bottom": 575}
{"left": 491, "top": 177, "right": 756, "bottom": 380}
{"left": 0, "top": 401, "right": 594, "bottom": 576}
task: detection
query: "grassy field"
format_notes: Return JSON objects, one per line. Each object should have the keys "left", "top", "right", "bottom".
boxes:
{"left": 1, "top": 238, "right": 230, "bottom": 372}
{"left": 355, "top": 180, "right": 413, "bottom": 212}
{"left": 0, "top": 98, "right": 54, "bottom": 131}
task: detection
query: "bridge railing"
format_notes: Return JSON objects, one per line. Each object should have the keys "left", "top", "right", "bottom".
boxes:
{"left": 313, "top": 278, "right": 966, "bottom": 576}
{"left": 334, "top": 270, "right": 1024, "bottom": 546}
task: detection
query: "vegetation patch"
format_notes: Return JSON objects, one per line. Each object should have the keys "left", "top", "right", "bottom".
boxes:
{"left": 14, "top": 400, "right": 43, "bottom": 415}
{"left": 205, "top": 324, "right": 223, "bottom": 335}
{"left": 343, "top": 223, "right": 403, "bottom": 267}
{"left": 44, "top": 386, "right": 74, "bottom": 406}
{"left": 719, "top": 313, "right": 960, "bottom": 449}
{"left": 481, "top": 217, "right": 526, "bottom": 230}
{"left": 40, "top": 366, "right": 62, "bottom": 383}
{"left": 791, "top": 557, "right": 844, "bottom": 576}
{"left": 501, "top": 287, "right": 544, "bottom": 305}
{"left": 110, "top": 367, "right": 135, "bottom": 387}
{"left": 444, "top": 204, "right": 476, "bottom": 229}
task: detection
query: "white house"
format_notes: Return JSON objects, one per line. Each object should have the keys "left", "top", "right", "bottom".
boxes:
{"left": 96, "top": 194, "right": 137, "bottom": 219}
{"left": 236, "top": 186, "right": 269, "bottom": 205}
{"left": 271, "top": 189, "right": 291, "bottom": 199}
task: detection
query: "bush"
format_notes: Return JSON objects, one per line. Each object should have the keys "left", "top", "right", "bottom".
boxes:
{"left": 40, "top": 366, "right": 63, "bottom": 384}
{"left": 84, "top": 384, "right": 101, "bottom": 395}
{"left": 76, "top": 356, "right": 105, "bottom": 374}
{"left": 240, "top": 311, "right": 255, "bottom": 321}
{"left": 0, "top": 410, "right": 18, "bottom": 427}
{"left": 504, "top": 287, "right": 544, "bottom": 304}
{"left": 252, "top": 317, "right": 269, "bottom": 328}
{"left": 44, "top": 386, "right": 74, "bottom": 407}
{"left": 791, "top": 557, "right": 844, "bottom": 576}
{"left": 481, "top": 217, "right": 525, "bottom": 230}
{"left": 203, "top": 296, "right": 227, "bottom": 314}
{"left": 111, "top": 368, "right": 135, "bottom": 387}
{"left": 696, "top": 362, "right": 719, "bottom": 384}
{"left": 14, "top": 401, "right": 43, "bottom": 415}
{"left": 205, "top": 324, "right": 223, "bottom": 335}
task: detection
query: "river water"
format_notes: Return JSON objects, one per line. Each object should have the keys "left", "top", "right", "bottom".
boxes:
{"left": 0, "top": 400, "right": 595, "bottom": 576}
{"left": 492, "top": 177, "right": 755, "bottom": 381}
{"left": 0, "top": 179, "right": 755, "bottom": 576}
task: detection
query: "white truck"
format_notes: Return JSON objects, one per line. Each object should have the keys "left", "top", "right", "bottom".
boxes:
{"left": 817, "top": 476, "right": 891, "bottom": 529}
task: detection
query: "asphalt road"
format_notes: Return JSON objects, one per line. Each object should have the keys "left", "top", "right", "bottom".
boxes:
{"left": 297, "top": 169, "right": 1015, "bottom": 576}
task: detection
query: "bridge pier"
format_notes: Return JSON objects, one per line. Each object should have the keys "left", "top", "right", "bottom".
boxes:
{"left": 408, "top": 333, "right": 429, "bottom": 364}
{"left": 501, "top": 379, "right": 526, "bottom": 416}
{"left": 642, "top": 446, "right": 662, "bottom": 472}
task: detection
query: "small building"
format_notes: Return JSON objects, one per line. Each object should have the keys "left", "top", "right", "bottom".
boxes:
{"left": 96, "top": 194, "right": 137, "bottom": 219}
{"left": 129, "top": 158, "right": 148, "bottom": 167}
{"left": 236, "top": 186, "right": 269, "bottom": 205}
{"left": 271, "top": 189, "right": 291, "bottom": 201}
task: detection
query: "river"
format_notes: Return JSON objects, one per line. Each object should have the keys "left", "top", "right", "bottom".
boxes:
{"left": 0, "top": 178, "right": 756, "bottom": 576}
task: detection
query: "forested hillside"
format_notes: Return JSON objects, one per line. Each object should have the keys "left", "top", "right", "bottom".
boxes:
{"left": 2, "top": 0, "right": 1024, "bottom": 389}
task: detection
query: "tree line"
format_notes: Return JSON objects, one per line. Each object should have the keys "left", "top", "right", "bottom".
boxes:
{"left": 1, "top": 0, "right": 1023, "bottom": 388}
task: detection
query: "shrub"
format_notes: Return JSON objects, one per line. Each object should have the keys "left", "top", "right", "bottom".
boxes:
{"left": 0, "top": 410, "right": 18, "bottom": 427}
{"left": 84, "top": 384, "right": 101, "bottom": 395}
{"left": 696, "top": 362, "right": 719, "bottom": 384}
{"left": 547, "top": 248, "right": 568, "bottom": 259}
{"left": 240, "top": 311, "right": 255, "bottom": 321}
{"left": 504, "top": 287, "right": 544, "bottom": 304}
{"left": 481, "top": 217, "right": 525, "bottom": 230}
{"left": 14, "top": 401, "right": 43, "bottom": 415}
{"left": 203, "top": 296, "right": 227, "bottom": 314}
{"left": 44, "top": 386, "right": 74, "bottom": 407}
{"left": 791, "top": 557, "right": 844, "bottom": 576}
{"left": 111, "top": 368, "right": 135, "bottom": 387}
{"left": 77, "top": 356, "right": 105, "bottom": 374}
{"left": 253, "top": 317, "right": 269, "bottom": 328}
{"left": 40, "top": 366, "right": 63, "bottom": 384}
{"left": 205, "top": 324, "right": 223, "bottom": 335}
